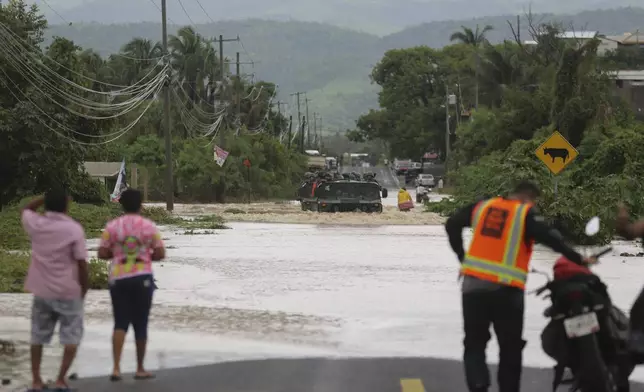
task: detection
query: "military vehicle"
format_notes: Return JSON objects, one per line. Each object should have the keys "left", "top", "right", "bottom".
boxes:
{"left": 296, "top": 172, "right": 388, "bottom": 213}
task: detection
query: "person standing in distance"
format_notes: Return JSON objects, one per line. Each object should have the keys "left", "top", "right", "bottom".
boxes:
{"left": 21, "top": 190, "right": 89, "bottom": 392}
{"left": 97, "top": 189, "right": 165, "bottom": 381}
{"left": 445, "top": 181, "right": 595, "bottom": 392}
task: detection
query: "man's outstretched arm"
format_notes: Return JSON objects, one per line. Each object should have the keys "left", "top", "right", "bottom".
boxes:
{"left": 524, "top": 208, "right": 585, "bottom": 265}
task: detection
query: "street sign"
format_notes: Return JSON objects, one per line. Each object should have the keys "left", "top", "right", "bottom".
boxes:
{"left": 243, "top": 159, "right": 251, "bottom": 168}
{"left": 535, "top": 131, "right": 578, "bottom": 175}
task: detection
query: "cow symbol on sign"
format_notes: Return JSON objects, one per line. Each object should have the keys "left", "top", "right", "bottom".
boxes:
{"left": 543, "top": 148, "right": 570, "bottom": 163}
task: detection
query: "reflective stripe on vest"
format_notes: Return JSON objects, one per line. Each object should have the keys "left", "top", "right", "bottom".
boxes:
{"left": 461, "top": 198, "right": 531, "bottom": 286}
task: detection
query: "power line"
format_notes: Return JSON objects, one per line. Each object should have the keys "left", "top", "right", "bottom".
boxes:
{"left": 39, "top": 0, "right": 71, "bottom": 25}
{"left": 176, "top": 0, "right": 195, "bottom": 25}
{"left": 193, "top": 0, "right": 215, "bottom": 23}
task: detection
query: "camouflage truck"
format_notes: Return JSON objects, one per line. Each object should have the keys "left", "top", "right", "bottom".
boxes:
{"left": 315, "top": 180, "right": 386, "bottom": 213}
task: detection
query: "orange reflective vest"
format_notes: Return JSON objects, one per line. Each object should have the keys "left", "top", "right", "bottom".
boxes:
{"left": 460, "top": 197, "right": 534, "bottom": 290}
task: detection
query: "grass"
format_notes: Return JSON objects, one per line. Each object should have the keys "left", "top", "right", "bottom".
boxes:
{"left": 0, "top": 251, "right": 109, "bottom": 293}
{"left": 0, "top": 201, "right": 227, "bottom": 250}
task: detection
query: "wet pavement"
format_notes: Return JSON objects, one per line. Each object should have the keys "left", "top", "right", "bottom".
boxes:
{"left": 3, "top": 214, "right": 644, "bottom": 389}
{"left": 68, "top": 357, "right": 644, "bottom": 391}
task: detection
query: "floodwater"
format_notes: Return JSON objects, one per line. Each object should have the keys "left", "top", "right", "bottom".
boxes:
{"left": 149, "top": 191, "right": 450, "bottom": 226}
{"left": 3, "top": 219, "right": 644, "bottom": 387}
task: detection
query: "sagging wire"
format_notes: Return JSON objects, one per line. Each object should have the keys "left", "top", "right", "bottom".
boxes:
{"left": 0, "top": 21, "right": 169, "bottom": 92}
{"left": 0, "top": 22, "right": 168, "bottom": 99}
{"left": 0, "top": 67, "right": 163, "bottom": 144}
{"left": 175, "top": 82, "right": 228, "bottom": 119}
{"left": 245, "top": 88, "right": 277, "bottom": 134}
{"left": 171, "top": 89, "right": 227, "bottom": 138}
{"left": 0, "top": 39, "right": 168, "bottom": 118}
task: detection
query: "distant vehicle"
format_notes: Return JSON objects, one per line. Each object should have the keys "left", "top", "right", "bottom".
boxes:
{"left": 416, "top": 186, "right": 431, "bottom": 203}
{"left": 305, "top": 150, "right": 326, "bottom": 171}
{"left": 325, "top": 157, "right": 337, "bottom": 170}
{"left": 361, "top": 162, "right": 370, "bottom": 168}
{"left": 415, "top": 174, "right": 435, "bottom": 188}
{"left": 394, "top": 159, "right": 412, "bottom": 175}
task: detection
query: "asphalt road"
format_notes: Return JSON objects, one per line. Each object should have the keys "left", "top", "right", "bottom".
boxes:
{"left": 69, "top": 357, "right": 644, "bottom": 391}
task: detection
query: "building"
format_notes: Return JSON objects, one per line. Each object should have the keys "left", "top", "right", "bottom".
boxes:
{"left": 610, "top": 70, "right": 644, "bottom": 121}
{"left": 83, "top": 161, "right": 122, "bottom": 190}
{"left": 523, "top": 31, "right": 618, "bottom": 55}
{"left": 604, "top": 31, "right": 644, "bottom": 49}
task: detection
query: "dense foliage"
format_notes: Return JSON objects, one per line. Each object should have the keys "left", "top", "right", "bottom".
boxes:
{"left": 355, "top": 21, "right": 644, "bottom": 242}
{"left": 0, "top": 0, "right": 309, "bottom": 209}
{"left": 44, "top": 8, "right": 644, "bottom": 130}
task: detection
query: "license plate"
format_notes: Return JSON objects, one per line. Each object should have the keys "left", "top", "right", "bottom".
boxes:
{"left": 563, "top": 312, "right": 600, "bottom": 338}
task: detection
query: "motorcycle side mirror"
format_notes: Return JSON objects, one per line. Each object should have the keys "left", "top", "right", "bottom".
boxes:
{"left": 584, "top": 216, "right": 600, "bottom": 236}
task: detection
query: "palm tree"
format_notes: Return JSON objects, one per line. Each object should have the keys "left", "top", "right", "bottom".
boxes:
{"left": 450, "top": 24, "right": 493, "bottom": 108}
{"left": 169, "top": 27, "right": 213, "bottom": 104}
{"left": 118, "top": 38, "right": 163, "bottom": 85}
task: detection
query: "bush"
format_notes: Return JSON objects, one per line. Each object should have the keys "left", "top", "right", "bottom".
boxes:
{"left": 0, "top": 199, "right": 228, "bottom": 250}
{"left": 0, "top": 252, "right": 109, "bottom": 293}
{"left": 0, "top": 200, "right": 121, "bottom": 250}
{"left": 433, "top": 126, "right": 644, "bottom": 245}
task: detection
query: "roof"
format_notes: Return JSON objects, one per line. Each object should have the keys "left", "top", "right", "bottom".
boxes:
{"left": 83, "top": 161, "right": 122, "bottom": 178}
{"left": 609, "top": 70, "right": 644, "bottom": 81}
{"left": 604, "top": 31, "right": 643, "bottom": 45}
{"left": 558, "top": 31, "right": 598, "bottom": 39}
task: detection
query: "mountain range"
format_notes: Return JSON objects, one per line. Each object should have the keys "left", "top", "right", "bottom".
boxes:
{"left": 43, "top": 7, "right": 644, "bottom": 131}
{"left": 32, "top": 0, "right": 644, "bottom": 35}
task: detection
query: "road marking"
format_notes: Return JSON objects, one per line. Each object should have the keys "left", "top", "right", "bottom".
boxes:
{"left": 400, "top": 378, "right": 425, "bottom": 392}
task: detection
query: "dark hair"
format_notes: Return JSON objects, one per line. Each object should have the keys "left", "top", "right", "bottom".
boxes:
{"left": 119, "top": 189, "right": 142, "bottom": 213}
{"left": 44, "top": 188, "right": 68, "bottom": 213}
{"left": 513, "top": 180, "right": 541, "bottom": 198}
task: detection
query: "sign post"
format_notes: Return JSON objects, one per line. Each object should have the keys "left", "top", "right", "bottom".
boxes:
{"left": 535, "top": 131, "right": 578, "bottom": 199}
{"left": 243, "top": 158, "right": 251, "bottom": 203}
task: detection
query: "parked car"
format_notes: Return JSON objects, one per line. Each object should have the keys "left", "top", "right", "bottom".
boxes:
{"left": 415, "top": 174, "right": 435, "bottom": 188}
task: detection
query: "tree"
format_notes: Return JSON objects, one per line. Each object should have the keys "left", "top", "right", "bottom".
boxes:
{"left": 0, "top": 0, "right": 308, "bottom": 207}
{"left": 449, "top": 24, "right": 493, "bottom": 109}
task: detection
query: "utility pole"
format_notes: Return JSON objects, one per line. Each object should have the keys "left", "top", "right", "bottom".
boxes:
{"left": 161, "top": 0, "right": 173, "bottom": 211}
{"left": 287, "top": 115, "right": 293, "bottom": 150}
{"left": 300, "top": 116, "right": 306, "bottom": 153}
{"left": 273, "top": 101, "right": 285, "bottom": 135}
{"left": 313, "top": 112, "right": 317, "bottom": 149}
{"left": 318, "top": 115, "right": 322, "bottom": 149}
{"left": 215, "top": 34, "right": 239, "bottom": 146}
{"left": 236, "top": 52, "right": 241, "bottom": 118}
{"left": 445, "top": 82, "right": 450, "bottom": 164}
{"left": 304, "top": 96, "right": 312, "bottom": 147}
{"left": 290, "top": 92, "right": 304, "bottom": 150}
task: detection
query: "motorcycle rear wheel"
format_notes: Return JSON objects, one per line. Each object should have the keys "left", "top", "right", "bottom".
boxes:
{"left": 576, "top": 334, "right": 617, "bottom": 392}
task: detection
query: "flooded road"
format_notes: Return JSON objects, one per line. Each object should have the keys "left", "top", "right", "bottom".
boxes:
{"left": 3, "top": 221, "right": 644, "bottom": 386}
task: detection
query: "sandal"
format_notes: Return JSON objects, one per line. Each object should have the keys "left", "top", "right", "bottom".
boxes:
{"left": 109, "top": 375, "right": 122, "bottom": 382}
{"left": 134, "top": 373, "right": 155, "bottom": 380}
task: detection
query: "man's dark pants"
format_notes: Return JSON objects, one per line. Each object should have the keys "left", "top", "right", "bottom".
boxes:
{"left": 462, "top": 286, "right": 526, "bottom": 392}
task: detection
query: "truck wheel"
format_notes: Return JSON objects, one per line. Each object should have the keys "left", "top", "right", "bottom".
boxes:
{"left": 332, "top": 205, "right": 340, "bottom": 213}
{"left": 301, "top": 203, "right": 307, "bottom": 211}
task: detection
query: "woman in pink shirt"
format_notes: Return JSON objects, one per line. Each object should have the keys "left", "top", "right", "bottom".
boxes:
{"left": 98, "top": 189, "right": 165, "bottom": 381}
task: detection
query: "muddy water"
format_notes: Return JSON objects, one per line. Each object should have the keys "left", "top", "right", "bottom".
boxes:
{"left": 3, "top": 221, "right": 644, "bottom": 386}
{"left": 146, "top": 192, "right": 449, "bottom": 226}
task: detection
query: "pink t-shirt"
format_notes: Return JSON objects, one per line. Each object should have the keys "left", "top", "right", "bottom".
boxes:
{"left": 99, "top": 214, "right": 163, "bottom": 281}
{"left": 21, "top": 210, "right": 88, "bottom": 299}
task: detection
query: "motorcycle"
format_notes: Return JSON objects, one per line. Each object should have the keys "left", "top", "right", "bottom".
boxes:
{"left": 533, "top": 217, "right": 633, "bottom": 392}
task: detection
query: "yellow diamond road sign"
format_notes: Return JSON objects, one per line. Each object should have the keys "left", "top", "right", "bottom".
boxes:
{"left": 535, "top": 131, "right": 578, "bottom": 175}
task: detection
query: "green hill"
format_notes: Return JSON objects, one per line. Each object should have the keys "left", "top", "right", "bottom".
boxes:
{"left": 45, "top": 7, "right": 644, "bottom": 131}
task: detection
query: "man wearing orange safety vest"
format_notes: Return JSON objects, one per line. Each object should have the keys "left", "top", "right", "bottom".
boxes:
{"left": 445, "top": 181, "right": 596, "bottom": 392}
